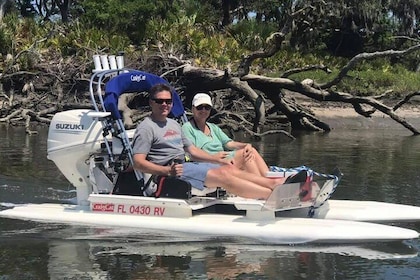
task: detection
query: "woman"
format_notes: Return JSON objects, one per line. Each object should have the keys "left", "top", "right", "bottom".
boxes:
{"left": 182, "top": 93, "right": 270, "bottom": 177}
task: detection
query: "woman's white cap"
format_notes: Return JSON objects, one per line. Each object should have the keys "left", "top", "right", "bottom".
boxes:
{"left": 192, "top": 93, "right": 213, "bottom": 107}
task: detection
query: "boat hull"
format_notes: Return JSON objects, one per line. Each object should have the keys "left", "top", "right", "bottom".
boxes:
{"left": 279, "top": 200, "right": 420, "bottom": 222}
{"left": 0, "top": 202, "right": 418, "bottom": 244}
{"left": 318, "top": 200, "right": 420, "bottom": 222}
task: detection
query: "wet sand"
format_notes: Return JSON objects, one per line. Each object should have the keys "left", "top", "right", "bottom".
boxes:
{"left": 307, "top": 102, "right": 420, "bottom": 130}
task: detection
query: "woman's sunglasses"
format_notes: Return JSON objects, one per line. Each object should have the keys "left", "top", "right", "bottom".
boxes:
{"left": 152, "top": 98, "right": 173, "bottom": 105}
{"left": 195, "top": 105, "right": 212, "bottom": 111}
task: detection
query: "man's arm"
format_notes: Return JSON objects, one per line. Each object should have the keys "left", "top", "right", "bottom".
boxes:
{"left": 133, "top": 153, "right": 173, "bottom": 176}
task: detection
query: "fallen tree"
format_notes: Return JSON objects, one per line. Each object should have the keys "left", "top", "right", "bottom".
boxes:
{"left": 0, "top": 39, "right": 419, "bottom": 136}
{"left": 158, "top": 45, "right": 420, "bottom": 136}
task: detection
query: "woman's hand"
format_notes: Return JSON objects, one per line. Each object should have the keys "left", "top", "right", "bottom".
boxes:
{"left": 214, "top": 151, "right": 230, "bottom": 160}
{"left": 211, "top": 151, "right": 231, "bottom": 165}
{"left": 242, "top": 144, "right": 255, "bottom": 162}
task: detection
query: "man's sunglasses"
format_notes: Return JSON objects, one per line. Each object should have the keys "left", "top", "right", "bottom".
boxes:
{"left": 196, "top": 105, "right": 212, "bottom": 111}
{"left": 152, "top": 98, "right": 173, "bottom": 105}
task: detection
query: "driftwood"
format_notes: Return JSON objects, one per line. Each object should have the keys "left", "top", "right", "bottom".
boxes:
{"left": 0, "top": 37, "right": 419, "bottom": 136}
{"left": 175, "top": 60, "right": 420, "bottom": 135}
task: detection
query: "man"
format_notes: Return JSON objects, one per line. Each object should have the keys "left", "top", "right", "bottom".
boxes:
{"left": 132, "top": 84, "right": 285, "bottom": 199}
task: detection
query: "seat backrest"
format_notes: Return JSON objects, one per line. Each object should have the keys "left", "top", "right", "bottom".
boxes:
{"left": 104, "top": 70, "right": 186, "bottom": 121}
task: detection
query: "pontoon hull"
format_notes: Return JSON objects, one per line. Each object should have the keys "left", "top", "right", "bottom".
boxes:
{"left": 279, "top": 200, "right": 420, "bottom": 222}
{"left": 0, "top": 202, "right": 418, "bottom": 244}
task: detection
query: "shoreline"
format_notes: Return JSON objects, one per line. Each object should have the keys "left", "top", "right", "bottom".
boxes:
{"left": 306, "top": 102, "right": 420, "bottom": 130}
{"left": 309, "top": 103, "right": 420, "bottom": 118}
{"left": 1, "top": 99, "right": 419, "bottom": 131}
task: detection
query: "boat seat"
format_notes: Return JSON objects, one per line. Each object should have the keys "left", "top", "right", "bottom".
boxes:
{"left": 112, "top": 170, "right": 192, "bottom": 199}
{"left": 153, "top": 176, "right": 192, "bottom": 199}
{"left": 112, "top": 170, "right": 228, "bottom": 199}
{"left": 144, "top": 175, "right": 226, "bottom": 199}
{"left": 112, "top": 170, "right": 143, "bottom": 196}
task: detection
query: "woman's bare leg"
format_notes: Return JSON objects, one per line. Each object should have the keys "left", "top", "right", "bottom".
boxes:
{"left": 228, "top": 165, "right": 285, "bottom": 189}
{"left": 251, "top": 148, "right": 270, "bottom": 176}
{"left": 233, "top": 148, "right": 269, "bottom": 177}
{"left": 232, "top": 149, "right": 259, "bottom": 174}
{"left": 204, "top": 167, "right": 272, "bottom": 199}
{"left": 206, "top": 165, "right": 285, "bottom": 192}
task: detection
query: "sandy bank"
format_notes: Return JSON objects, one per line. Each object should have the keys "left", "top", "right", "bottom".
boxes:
{"left": 306, "top": 101, "right": 420, "bottom": 130}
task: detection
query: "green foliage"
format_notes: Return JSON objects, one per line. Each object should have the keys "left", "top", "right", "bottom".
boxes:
{"left": 1, "top": 13, "right": 36, "bottom": 52}
{"left": 146, "top": 14, "right": 242, "bottom": 68}
{"left": 227, "top": 19, "right": 278, "bottom": 51}
{"left": 0, "top": 14, "right": 130, "bottom": 72}
{"left": 44, "top": 21, "right": 130, "bottom": 57}
{"left": 81, "top": 0, "right": 180, "bottom": 45}
{"left": 180, "top": 0, "right": 221, "bottom": 25}
{"left": 289, "top": 59, "right": 420, "bottom": 96}
{"left": 2, "top": 0, "right": 419, "bottom": 99}
{"left": 0, "top": 16, "right": 15, "bottom": 55}
{"left": 0, "top": 14, "right": 43, "bottom": 69}
{"left": 341, "top": 64, "right": 420, "bottom": 96}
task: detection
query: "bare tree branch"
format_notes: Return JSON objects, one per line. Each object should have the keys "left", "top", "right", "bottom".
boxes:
{"left": 320, "top": 44, "right": 420, "bottom": 89}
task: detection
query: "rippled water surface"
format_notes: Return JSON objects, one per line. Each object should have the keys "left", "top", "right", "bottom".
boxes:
{"left": 0, "top": 124, "right": 419, "bottom": 279}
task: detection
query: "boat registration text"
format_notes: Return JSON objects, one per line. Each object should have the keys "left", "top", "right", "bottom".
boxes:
{"left": 92, "top": 203, "right": 166, "bottom": 216}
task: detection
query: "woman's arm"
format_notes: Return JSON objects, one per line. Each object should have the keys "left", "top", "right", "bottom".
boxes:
{"left": 181, "top": 122, "right": 196, "bottom": 143}
{"left": 186, "top": 145, "right": 229, "bottom": 165}
{"left": 225, "top": 141, "right": 248, "bottom": 150}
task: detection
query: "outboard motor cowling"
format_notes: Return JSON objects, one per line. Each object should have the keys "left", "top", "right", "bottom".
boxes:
{"left": 47, "top": 109, "right": 106, "bottom": 205}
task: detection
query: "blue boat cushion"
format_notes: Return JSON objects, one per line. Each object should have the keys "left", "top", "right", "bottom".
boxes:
{"left": 104, "top": 70, "right": 185, "bottom": 119}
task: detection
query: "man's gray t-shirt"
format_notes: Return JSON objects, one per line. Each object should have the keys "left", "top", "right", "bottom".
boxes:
{"left": 132, "top": 117, "right": 192, "bottom": 165}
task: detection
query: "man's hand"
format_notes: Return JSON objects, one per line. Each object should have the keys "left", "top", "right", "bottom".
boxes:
{"left": 168, "top": 162, "right": 183, "bottom": 177}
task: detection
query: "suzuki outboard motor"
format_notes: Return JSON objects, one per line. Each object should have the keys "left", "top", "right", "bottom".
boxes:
{"left": 47, "top": 109, "right": 106, "bottom": 205}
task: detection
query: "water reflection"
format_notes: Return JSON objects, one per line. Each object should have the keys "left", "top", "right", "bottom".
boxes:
{"left": 27, "top": 237, "right": 420, "bottom": 279}
{"left": 0, "top": 217, "right": 418, "bottom": 279}
{"left": 1, "top": 125, "right": 420, "bottom": 279}
{"left": 0, "top": 125, "right": 65, "bottom": 185}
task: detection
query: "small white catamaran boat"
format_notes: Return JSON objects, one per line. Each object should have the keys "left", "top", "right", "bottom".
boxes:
{"left": 1, "top": 55, "right": 419, "bottom": 244}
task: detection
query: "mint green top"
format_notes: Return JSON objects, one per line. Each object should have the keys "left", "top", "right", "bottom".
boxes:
{"left": 182, "top": 121, "right": 235, "bottom": 158}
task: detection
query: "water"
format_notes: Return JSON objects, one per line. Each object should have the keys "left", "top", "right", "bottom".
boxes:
{"left": 0, "top": 124, "right": 419, "bottom": 279}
